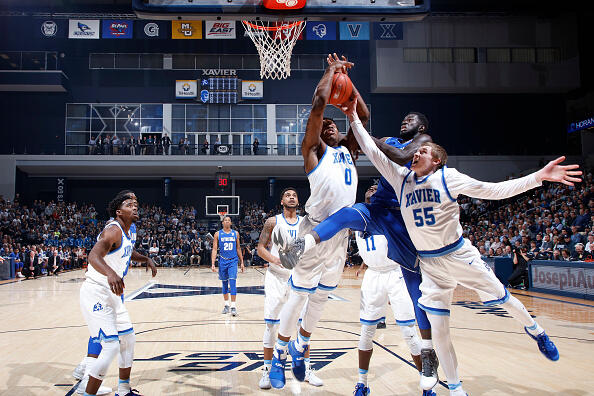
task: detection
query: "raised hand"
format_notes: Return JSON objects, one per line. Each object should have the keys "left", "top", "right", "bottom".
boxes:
{"left": 535, "top": 156, "right": 582, "bottom": 186}
{"left": 326, "top": 53, "right": 353, "bottom": 73}
{"left": 339, "top": 97, "right": 359, "bottom": 122}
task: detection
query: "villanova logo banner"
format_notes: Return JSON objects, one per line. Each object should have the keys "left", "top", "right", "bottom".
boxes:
{"left": 339, "top": 22, "right": 370, "bottom": 40}
{"left": 373, "top": 22, "right": 403, "bottom": 40}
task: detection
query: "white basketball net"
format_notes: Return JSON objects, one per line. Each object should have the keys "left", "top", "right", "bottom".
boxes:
{"left": 242, "top": 20, "right": 306, "bottom": 80}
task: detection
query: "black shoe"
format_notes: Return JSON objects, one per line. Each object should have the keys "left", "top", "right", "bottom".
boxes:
{"left": 377, "top": 321, "right": 387, "bottom": 329}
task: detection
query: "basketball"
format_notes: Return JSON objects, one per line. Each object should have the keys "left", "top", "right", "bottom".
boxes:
{"left": 329, "top": 72, "right": 353, "bottom": 106}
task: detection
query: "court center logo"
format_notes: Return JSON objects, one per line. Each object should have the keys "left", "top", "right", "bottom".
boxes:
{"left": 144, "top": 22, "right": 159, "bottom": 37}
{"left": 41, "top": 21, "right": 57, "bottom": 37}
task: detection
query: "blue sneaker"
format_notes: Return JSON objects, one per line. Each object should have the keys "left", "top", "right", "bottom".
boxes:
{"left": 269, "top": 353, "right": 287, "bottom": 389}
{"left": 288, "top": 340, "right": 308, "bottom": 381}
{"left": 115, "top": 389, "right": 143, "bottom": 396}
{"left": 422, "top": 389, "right": 436, "bottom": 396}
{"left": 354, "top": 382, "right": 370, "bottom": 395}
{"left": 524, "top": 328, "right": 559, "bottom": 361}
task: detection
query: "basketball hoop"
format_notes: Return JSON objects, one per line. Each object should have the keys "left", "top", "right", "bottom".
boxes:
{"left": 242, "top": 19, "right": 306, "bottom": 80}
{"left": 218, "top": 210, "right": 228, "bottom": 222}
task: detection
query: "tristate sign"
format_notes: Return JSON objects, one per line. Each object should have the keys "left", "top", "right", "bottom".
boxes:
{"left": 202, "top": 69, "right": 237, "bottom": 76}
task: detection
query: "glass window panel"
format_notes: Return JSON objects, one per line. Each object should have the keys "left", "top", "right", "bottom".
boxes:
{"left": 66, "top": 119, "right": 89, "bottom": 131}
{"left": 231, "top": 104, "right": 252, "bottom": 118}
{"left": 290, "top": 56, "right": 298, "bottom": 71}
{"left": 172, "top": 54, "right": 196, "bottom": 69}
{"left": 486, "top": 48, "right": 510, "bottom": 63}
{"left": 298, "top": 105, "right": 310, "bottom": 119}
{"left": 231, "top": 119, "right": 253, "bottom": 132}
{"left": 172, "top": 104, "right": 185, "bottom": 118}
{"left": 403, "top": 48, "right": 427, "bottom": 62}
{"left": 140, "top": 53, "right": 163, "bottom": 69}
{"left": 254, "top": 132, "right": 267, "bottom": 145}
{"left": 186, "top": 104, "right": 207, "bottom": 119}
{"left": 511, "top": 48, "right": 535, "bottom": 63}
{"left": 253, "top": 105, "right": 266, "bottom": 118}
{"left": 172, "top": 118, "right": 186, "bottom": 132}
{"left": 141, "top": 104, "right": 163, "bottom": 118}
{"left": 67, "top": 104, "right": 90, "bottom": 118}
{"left": 46, "top": 52, "right": 58, "bottom": 70}
{"left": 115, "top": 53, "right": 139, "bottom": 69}
{"left": 172, "top": 133, "right": 185, "bottom": 144}
{"left": 208, "top": 119, "right": 230, "bottom": 132}
{"left": 536, "top": 48, "right": 560, "bottom": 64}
{"left": 66, "top": 133, "right": 89, "bottom": 145}
{"left": 186, "top": 119, "right": 207, "bottom": 132}
{"left": 428, "top": 48, "right": 453, "bottom": 63}
{"left": 209, "top": 105, "right": 230, "bottom": 118}
{"left": 298, "top": 119, "right": 307, "bottom": 133}
{"left": 122, "top": 118, "right": 140, "bottom": 132}
{"left": 115, "top": 105, "right": 140, "bottom": 119}
{"left": 91, "top": 104, "right": 115, "bottom": 119}
{"left": 453, "top": 48, "right": 476, "bottom": 63}
{"left": 220, "top": 54, "right": 242, "bottom": 69}
{"left": 195, "top": 54, "right": 219, "bottom": 69}
{"left": 298, "top": 55, "right": 323, "bottom": 69}
{"left": 243, "top": 55, "right": 260, "bottom": 69}
{"left": 21, "top": 51, "right": 46, "bottom": 70}
{"left": 89, "top": 53, "right": 114, "bottom": 69}
{"left": 220, "top": 134, "right": 230, "bottom": 144}
{"left": 140, "top": 119, "right": 163, "bottom": 132}
{"left": 91, "top": 118, "right": 114, "bottom": 133}
{"left": 276, "top": 105, "right": 296, "bottom": 118}
{"left": 323, "top": 105, "right": 344, "bottom": 119}
{"left": 276, "top": 119, "right": 297, "bottom": 133}
{"left": 253, "top": 119, "right": 267, "bottom": 132}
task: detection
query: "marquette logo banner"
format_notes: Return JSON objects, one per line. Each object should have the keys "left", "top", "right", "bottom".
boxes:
{"left": 339, "top": 22, "right": 370, "bottom": 40}
{"left": 373, "top": 22, "right": 403, "bottom": 40}
{"left": 176, "top": 80, "right": 198, "bottom": 99}
{"left": 172, "top": 21, "right": 202, "bottom": 39}
{"left": 68, "top": 19, "right": 100, "bottom": 39}
{"left": 305, "top": 22, "right": 336, "bottom": 40}
{"left": 102, "top": 20, "right": 133, "bottom": 39}
{"left": 241, "top": 80, "right": 263, "bottom": 99}
{"left": 205, "top": 21, "right": 236, "bottom": 39}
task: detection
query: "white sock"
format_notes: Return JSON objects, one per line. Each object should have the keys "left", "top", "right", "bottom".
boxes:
{"left": 304, "top": 358, "right": 311, "bottom": 372}
{"left": 303, "top": 234, "right": 316, "bottom": 252}
{"left": 358, "top": 368, "right": 368, "bottom": 386}
{"left": 421, "top": 339, "right": 433, "bottom": 349}
{"left": 224, "top": 301, "right": 229, "bottom": 307}
{"left": 83, "top": 357, "right": 96, "bottom": 376}
{"left": 231, "top": 301, "right": 236, "bottom": 308}
{"left": 118, "top": 378, "right": 131, "bottom": 395}
{"left": 274, "top": 339, "right": 288, "bottom": 360}
{"left": 525, "top": 321, "right": 544, "bottom": 336}
{"left": 295, "top": 332, "right": 310, "bottom": 353}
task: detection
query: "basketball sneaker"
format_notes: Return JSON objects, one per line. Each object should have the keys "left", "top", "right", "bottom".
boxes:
{"left": 72, "top": 362, "right": 85, "bottom": 380}
{"left": 231, "top": 307, "right": 238, "bottom": 317}
{"left": 259, "top": 366, "right": 272, "bottom": 389}
{"left": 115, "top": 389, "right": 144, "bottom": 396}
{"left": 354, "top": 382, "right": 371, "bottom": 395}
{"left": 377, "top": 320, "right": 386, "bottom": 329}
{"left": 288, "top": 340, "right": 307, "bottom": 381}
{"left": 524, "top": 328, "right": 559, "bottom": 361}
{"left": 305, "top": 368, "right": 323, "bottom": 386}
{"left": 75, "top": 377, "right": 112, "bottom": 395}
{"left": 222, "top": 305, "right": 230, "bottom": 314}
{"left": 420, "top": 348, "right": 439, "bottom": 390}
{"left": 423, "top": 389, "right": 437, "bottom": 396}
{"left": 269, "top": 353, "right": 287, "bottom": 389}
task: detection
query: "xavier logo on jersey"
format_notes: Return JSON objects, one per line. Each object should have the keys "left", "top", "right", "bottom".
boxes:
{"left": 122, "top": 245, "right": 132, "bottom": 259}
{"left": 404, "top": 188, "right": 441, "bottom": 208}
{"left": 333, "top": 151, "right": 353, "bottom": 165}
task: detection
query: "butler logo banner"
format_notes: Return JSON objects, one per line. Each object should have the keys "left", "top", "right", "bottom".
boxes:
{"left": 38, "top": 19, "right": 67, "bottom": 39}
{"left": 205, "top": 21, "right": 236, "bottom": 39}
{"left": 102, "top": 20, "right": 133, "bottom": 39}
{"left": 69, "top": 19, "right": 100, "bottom": 39}
{"left": 172, "top": 21, "right": 202, "bottom": 39}
{"left": 241, "top": 80, "right": 263, "bottom": 99}
{"left": 339, "top": 22, "right": 370, "bottom": 40}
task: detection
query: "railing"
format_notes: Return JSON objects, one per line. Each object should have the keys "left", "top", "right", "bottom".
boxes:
{"left": 65, "top": 143, "right": 301, "bottom": 156}
{"left": 0, "top": 51, "right": 59, "bottom": 71}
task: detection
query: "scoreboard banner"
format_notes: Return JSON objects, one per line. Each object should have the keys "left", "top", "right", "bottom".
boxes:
{"left": 176, "top": 80, "right": 197, "bottom": 99}
{"left": 241, "top": 80, "right": 263, "bottom": 99}
{"left": 205, "top": 21, "right": 236, "bottom": 39}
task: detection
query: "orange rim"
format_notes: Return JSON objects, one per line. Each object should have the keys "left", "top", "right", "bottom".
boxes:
{"left": 242, "top": 20, "right": 304, "bottom": 31}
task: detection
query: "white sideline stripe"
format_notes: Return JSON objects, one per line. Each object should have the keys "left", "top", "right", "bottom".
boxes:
{"left": 125, "top": 281, "right": 155, "bottom": 301}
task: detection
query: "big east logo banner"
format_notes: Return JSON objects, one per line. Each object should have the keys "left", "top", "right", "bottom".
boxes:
{"left": 205, "top": 21, "right": 236, "bottom": 39}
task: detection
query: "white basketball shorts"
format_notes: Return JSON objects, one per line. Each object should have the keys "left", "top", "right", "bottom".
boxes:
{"left": 418, "top": 239, "right": 509, "bottom": 316}
{"left": 80, "top": 279, "right": 133, "bottom": 341}
{"left": 264, "top": 269, "right": 290, "bottom": 324}
{"left": 360, "top": 266, "right": 416, "bottom": 326}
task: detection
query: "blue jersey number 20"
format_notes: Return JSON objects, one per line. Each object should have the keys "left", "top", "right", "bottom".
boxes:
{"left": 412, "top": 207, "right": 436, "bottom": 227}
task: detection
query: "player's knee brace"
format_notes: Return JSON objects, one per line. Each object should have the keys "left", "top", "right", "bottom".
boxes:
{"left": 399, "top": 324, "right": 421, "bottom": 356}
{"left": 221, "top": 280, "right": 229, "bottom": 294}
{"left": 88, "top": 336, "right": 102, "bottom": 356}
{"left": 358, "top": 324, "right": 376, "bottom": 351}
{"left": 88, "top": 339, "right": 119, "bottom": 380}
{"left": 301, "top": 291, "right": 329, "bottom": 333}
{"left": 229, "top": 279, "right": 237, "bottom": 296}
{"left": 263, "top": 322, "right": 279, "bottom": 349}
{"left": 118, "top": 332, "right": 135, "bottom": 368}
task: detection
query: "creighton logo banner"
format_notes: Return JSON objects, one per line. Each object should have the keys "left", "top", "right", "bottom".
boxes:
{"left": 339, "top": 22, "right": 370, "bottom": 40}
{"left": 172, "top": 21, "right": 202, "bottom": 39}
{"left": 69, "top": 19, "right": 100, "bottom": 39}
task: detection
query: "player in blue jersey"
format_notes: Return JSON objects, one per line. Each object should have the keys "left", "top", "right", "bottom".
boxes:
{"left": 212, "top": 216, "right": 244, "bottom": 316}
{"left": 278, "top": 111, "right": 440, "bottom": 394}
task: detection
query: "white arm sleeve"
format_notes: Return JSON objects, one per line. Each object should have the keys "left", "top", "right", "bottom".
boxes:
{"left": 445, "top": 167, "right": 542, "bottom": 200}
{"left": 350, "top": 120, "right": 409, "bottom": 185}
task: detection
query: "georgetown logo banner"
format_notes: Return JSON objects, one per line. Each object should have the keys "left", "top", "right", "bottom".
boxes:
{"left": 135, "top": 21, "right": 168, "bottom": 39}
{"left": 68, "top": 19, "right": 100, "bottom": 39}
{"left": 102, "top": 20, "right": 133, "bottom": 39}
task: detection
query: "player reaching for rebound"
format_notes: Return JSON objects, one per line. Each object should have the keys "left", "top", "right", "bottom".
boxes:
{"left": 79, "top": 190, "right": 157, "bottom": 396}
{"left": 343, "top": 96, "right": 579, "bottom": 395}
{"left": 256, "top": 187, "right": 323, "bottom": 389}
{"left": 353, "top": 183, "right": 424, "bottom": 396}
{"left": 267, "top": 54, "right": 369, "bottom": 389}
{"left": 211, "top": 216, "right": 244, "bottom": 316}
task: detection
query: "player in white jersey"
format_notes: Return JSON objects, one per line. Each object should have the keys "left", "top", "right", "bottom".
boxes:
{"left": 79, "top": 190, "right": 157, "bottom": 396}
{"left": 268, "top": 53, "right": 369, "bottom": 389}
{"left": 256, "top": 187, "right": 323, "bottom": 389}
{"left": 344, "top": 97, "right": 581, "bottom": 395}
{"left": 353, "top": 184, "right": 423, "bottom": 396}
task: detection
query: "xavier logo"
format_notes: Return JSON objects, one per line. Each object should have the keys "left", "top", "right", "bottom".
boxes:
{"left": 312, "top": 24, "right": 327, "bottom": 38}
{"left": 179, "top": 23, "right": 195, "bottom": 36}
{"left": 41, "top": 21, "right": 57, "bottom": 37}
{"left": 379, "top": 23, "right": 398, "bottom": 39}
{"left": 93, "top": 302, "right": 103, "bottom": 312}
{"left": 144, "top": 22, "right": 159, "bottom": 37}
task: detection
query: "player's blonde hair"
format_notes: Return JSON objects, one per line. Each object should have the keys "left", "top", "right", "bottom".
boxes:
{"left": 422, "top": 142, "right": 448, "bottom": 169}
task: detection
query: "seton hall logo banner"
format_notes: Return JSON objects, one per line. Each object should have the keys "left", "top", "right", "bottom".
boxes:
{"left": 102, "top": 20, "right": 133, "bottom": 39}
{"left": 172, "top": 21, "right": 203, "bottom": 39}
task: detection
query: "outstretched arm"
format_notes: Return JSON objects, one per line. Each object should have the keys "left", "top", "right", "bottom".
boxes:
{"left": 372, "top": 133, "right": 432, "bottom": 166}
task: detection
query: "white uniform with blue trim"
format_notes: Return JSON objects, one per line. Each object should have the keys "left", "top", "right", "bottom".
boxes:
{"left": 264, "top": 214, "right": 303, "bottom": 324}
{"left": 356, "top": 233, "right": 415, "bottom": 326}
{"left": 80, "top": 220, "right": 134, "bottom": 341}
{"left": 291, "top": 145, "right": 357, "bottom": 292}
{"left": 350, "top": 119, "right": 542, "bottom": 315}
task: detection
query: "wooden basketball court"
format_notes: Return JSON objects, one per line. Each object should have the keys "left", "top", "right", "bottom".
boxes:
{"left": 1, "top": 266, "right": 592, "bottom": 395}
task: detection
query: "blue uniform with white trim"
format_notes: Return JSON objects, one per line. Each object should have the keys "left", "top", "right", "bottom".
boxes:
{"left": 218, "top": 229, "right": 239, "bottom": 281}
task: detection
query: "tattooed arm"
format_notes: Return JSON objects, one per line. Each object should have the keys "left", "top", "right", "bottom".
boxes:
{"left": 257, "top": 217, "right": 281, "bottom": 266}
